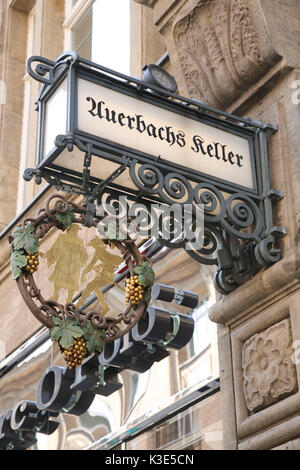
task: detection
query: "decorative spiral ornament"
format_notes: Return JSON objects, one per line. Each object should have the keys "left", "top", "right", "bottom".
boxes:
{"left": 214, "top": 269, "right": 237, "bottom": 295}
{"left": 184, "top": 223, "right": 221, "bottom": 266}
{"left": 163, "top": 173, "right": 194, "bottom": 205}
{"left": 101, "top": 192, "right": 130, "bottom": 218}
{"left": 194, "top": 183, "right": 225, "bottom": 221}
{"left": 223, "top": 193, "right": 263, "bottom": 240}
{"left": 254, "top": 235, "right": 281, "bottom": 267}
{"left": 129, "top": 160, "right": 164, "bottom": 195}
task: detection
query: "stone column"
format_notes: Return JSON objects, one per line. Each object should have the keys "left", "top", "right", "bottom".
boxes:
{"left": 135, "top": 0, "right": 300, "bottom": 450}
{"left": 130, "top": 0, "right": 166, "bottom": 78}
{"left": 0, "top": 2, "right": 30, "bottom": 231}
{"left": 0, "top": 0, "right": 64, "bottom": 230}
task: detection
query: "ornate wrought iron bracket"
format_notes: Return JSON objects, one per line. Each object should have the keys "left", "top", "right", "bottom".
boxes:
{"left": 26, "top": 51, "right": 78, "bottom": 85}
{"left": 23, "top": 151, "right": 286, "bottom": 295}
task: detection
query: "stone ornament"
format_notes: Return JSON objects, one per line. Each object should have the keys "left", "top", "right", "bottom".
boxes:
{"left": 172, "top": 0, "right": 280, "bottom": 108}
{"left": 242, "top": 319, "right": 297, "bottom": 413}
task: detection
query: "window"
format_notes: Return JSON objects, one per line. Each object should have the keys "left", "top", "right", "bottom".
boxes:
{"left": 125, "top": 393, "right": 223, "bottom": 450}
{"left": 177, "top": 299, "right": 212, "bottom": 368}
{"left": 188, "top": 300, "right": 211, "bottom": 358}
{"left": 65, "top": 0, "right": 131, "bottom": 75}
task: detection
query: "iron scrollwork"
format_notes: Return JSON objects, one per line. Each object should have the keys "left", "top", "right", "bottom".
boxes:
{"left": 24, "top": 153, "right": 284, "bottom": 294}
{"left": 26, "top": 52, "right": 78, "bottom": 85}
{"left": 126, "top": 159, "right": 285, "bottom": 293}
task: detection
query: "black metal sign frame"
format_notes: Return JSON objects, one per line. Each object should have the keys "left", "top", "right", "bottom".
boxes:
{"left": 33, "top": 53, "right": 261, "bottom": 195}
{"left": 25, "top": 52, "right": 286, "bottom": 294}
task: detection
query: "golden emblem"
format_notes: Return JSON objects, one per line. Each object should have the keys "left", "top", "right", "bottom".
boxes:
{"left": 77, "top": 237, "right": 122, "bottom": 313}
{"left": 41, "top": 224, "right": 122, "bottom": 313}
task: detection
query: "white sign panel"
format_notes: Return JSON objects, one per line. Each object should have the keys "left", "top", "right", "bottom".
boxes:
{"left": 77, "top": 78, "right": 254, "bottom": 190}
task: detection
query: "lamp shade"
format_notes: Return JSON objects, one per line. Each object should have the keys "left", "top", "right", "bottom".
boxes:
{"left": 26, "top": 51, "right": 259, "bottom": 200}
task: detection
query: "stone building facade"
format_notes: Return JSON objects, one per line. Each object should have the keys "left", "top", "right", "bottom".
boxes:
{"left": 0, "top": 0, "right": 299, "bottom": 451}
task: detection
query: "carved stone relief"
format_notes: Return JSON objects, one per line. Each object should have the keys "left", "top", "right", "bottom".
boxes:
{"left": 172, "top": 0, "right": 281, "bottom": 108}
{"left": 242, "top": 318, "right": 297, "bottom": 413}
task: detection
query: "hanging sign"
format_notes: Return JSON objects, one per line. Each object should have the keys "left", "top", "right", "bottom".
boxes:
{"left": 8, "top": 194, "right": 155, "bottom": 369}
{"left": 76, "top": 78, "right": 254, "bottom": 190}
{"left": 27, "top": 51, "right": 267, "bottom": 199}
{"left": 43, "top": 72, "right": 255, "bottom": 191}
{"left": 9, "top": 194, "right": 195, "bottom": 371}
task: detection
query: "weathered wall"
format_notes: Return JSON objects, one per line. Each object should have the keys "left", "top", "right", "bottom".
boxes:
{"left": 0, "top": 2, "right": 28, "bottom": 231}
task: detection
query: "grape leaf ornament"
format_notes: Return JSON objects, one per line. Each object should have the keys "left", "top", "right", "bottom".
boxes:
{"left": 50, "top": 317, "right": 83, "bottom": 349}
{"left": 55, "top": 209, "right": 75, "bottom": 230}
{"left": 83, "top": 321, "right": 106, "bottom": 354}
{"left": 134, "top": 261, "right": 155, "bottom": 288}
{"left": 10, "top": 250, "right": 28, "bottom": 280}
{"left": 11, "top": 225, "right": 39, "bottom": 254}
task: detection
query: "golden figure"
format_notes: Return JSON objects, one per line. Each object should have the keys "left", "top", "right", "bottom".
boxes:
{"left": 77, "top": 237, "right": 123, "bottom": 315}
{"left": 41, "top": 224, "right": 89, "bottom": 303}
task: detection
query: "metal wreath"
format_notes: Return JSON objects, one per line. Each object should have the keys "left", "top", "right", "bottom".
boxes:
{"left": 9, "top": 194, "right": 151, "bottom": 345}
